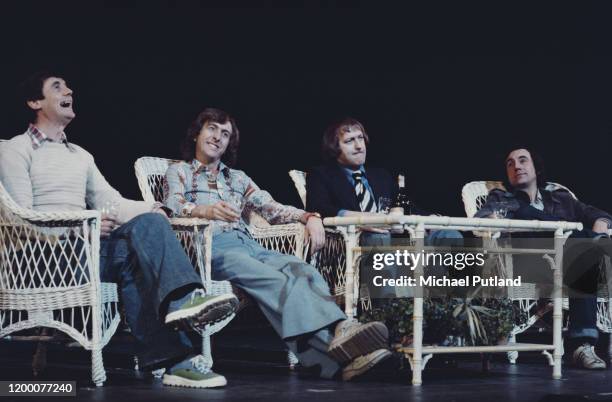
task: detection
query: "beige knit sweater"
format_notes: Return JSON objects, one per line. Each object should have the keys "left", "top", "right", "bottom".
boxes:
{"left": 0, "top": 132, "right": 152, "bottom": 223}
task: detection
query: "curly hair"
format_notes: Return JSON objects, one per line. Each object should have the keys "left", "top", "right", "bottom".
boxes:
{"left": 181, "top": 108, "right": 240, "bottom": 166}
{"left": 321, "top": 117, "right": 369, "bottom": 162}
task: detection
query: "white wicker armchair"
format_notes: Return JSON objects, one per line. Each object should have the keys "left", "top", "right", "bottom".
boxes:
{"left": 0, "top": 179, "right": 120, "bottom": 386}
{"left": 135, "top": 157, "right": 308, "bottom": 368}
{"left": 288, "top": 169, "right": 371, "bottom": 314}
{"left": 462, "top": 180, "right": 612, "bottom": 362}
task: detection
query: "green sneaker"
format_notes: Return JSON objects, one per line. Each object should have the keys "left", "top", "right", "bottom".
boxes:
{"left": 163, "top": 355, "right": 227, "bottom": 388}
{"left": 165, "top": 289, "right": 238, "bottom": 329}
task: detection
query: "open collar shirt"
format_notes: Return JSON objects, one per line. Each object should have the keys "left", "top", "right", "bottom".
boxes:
{"left": 164, "top": 159, "right": 306, "bottom": 236}
{"left": 27, "top": 123, "right": 76, "bottom": 152}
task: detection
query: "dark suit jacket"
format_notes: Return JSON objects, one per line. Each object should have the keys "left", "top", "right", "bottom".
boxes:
{"left": 306, "top": 164, "right": 398, "bottom": 218}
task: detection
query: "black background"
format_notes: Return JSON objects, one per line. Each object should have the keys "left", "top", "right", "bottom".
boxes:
{"left": 2, "top": 2, "right": 611, "bottom": 217}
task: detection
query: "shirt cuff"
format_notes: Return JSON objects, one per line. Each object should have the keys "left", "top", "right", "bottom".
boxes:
{"left": 151, "top": 202, "right": 173, "bottom": 217}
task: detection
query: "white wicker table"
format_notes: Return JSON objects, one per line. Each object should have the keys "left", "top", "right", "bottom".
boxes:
{"left": 323, "top": 214, "right": 583, "bottom": 385}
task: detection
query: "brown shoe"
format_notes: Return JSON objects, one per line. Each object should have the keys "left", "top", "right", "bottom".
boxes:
{"left": 328, "top": 320, "right": 389, "bottom": 363}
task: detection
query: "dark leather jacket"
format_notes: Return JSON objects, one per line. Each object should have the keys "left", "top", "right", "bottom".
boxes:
{"left": 475, "top": 186, "right": 612, "bottom": 230}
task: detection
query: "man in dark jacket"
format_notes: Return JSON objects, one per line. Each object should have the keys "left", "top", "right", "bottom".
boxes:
{"left": 306, "top": 117, "right": 427, "bottom": 221}
{"left": 476, "top": 147, "right": 612, "bottom": 369}
{"left": 306, "top": 118, "right": 461, "bottom": 300}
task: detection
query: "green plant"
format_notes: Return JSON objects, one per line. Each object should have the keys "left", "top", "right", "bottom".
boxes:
{"left": 361, "top": 297, "right": 524, "bottom": 346}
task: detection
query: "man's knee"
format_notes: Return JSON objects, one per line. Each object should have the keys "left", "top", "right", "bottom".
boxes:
{"left": 218, "top": 251, "right": 250, "bottom": 267}
{"left": 359, "top": 232, "right": 392, "bottom": 247}
{"left": 296, "top": 263, "right": 320, "bottom": 278}
{"left": 426, "top": 229, "right": 463, "bottom": 247}
{"left": 130, "top": 213, "right": 171, "bottom": 230}
{"left": 115, "top": 213, "right": 172, "bottom": 243}
{"left": 433, "top": 229, "right": 463, "bottom": 239}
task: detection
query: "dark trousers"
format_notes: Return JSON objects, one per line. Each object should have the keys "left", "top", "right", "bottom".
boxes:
{"left": 564, "top": 230, "right": 609, "bottom": 343}
{"left": 510, "top": 206, "right": 606, "bottom": 344}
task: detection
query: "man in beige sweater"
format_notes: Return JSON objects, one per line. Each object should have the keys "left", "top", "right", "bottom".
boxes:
{"left": 0, "top": 71, "right": 238, "bottom": 388}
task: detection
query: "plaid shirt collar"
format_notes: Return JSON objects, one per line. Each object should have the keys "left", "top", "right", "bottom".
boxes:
{"left": 27, "top": 124, "right": 75, "bottom": 152}
{"left": 190, "top": 158, "right": 229, "bottom": 175}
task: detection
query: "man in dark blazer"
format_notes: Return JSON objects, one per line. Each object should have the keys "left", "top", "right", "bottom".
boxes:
{"left": 306, "top": 117, "right": 404, "bottom": 221}
{"left": 306, "top": 118, "right": 461, "bottom": 299}
{"left": 307, "top": 163, "right": 396, "bottom": 220}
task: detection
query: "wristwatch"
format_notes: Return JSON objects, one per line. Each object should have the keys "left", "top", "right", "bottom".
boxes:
{"left": 307, "top": 212, "right": 322, "bottom": 220}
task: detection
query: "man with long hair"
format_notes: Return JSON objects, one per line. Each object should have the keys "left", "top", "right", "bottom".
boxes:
{"left": 164, "top": 108, "right": 392, "bottom": 381}
{"left": 476, "top": 147, "right": 612, "bottom": 369}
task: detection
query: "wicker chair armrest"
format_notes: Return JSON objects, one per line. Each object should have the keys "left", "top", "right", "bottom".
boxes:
{"left": 249, "top": 222, "right": 309, "bottom": 260}
{"left": 7, "top": 209, "right": 100, "bottom": 227}
{"left": 249, "top": 222, "right": 306, "bottom": 238}
{"left": 0, "top": 209, "right": 103, "bottom": 290}
{"left": 1, "top": 209, "right": 101, "bottom": 247}
{"left": 168, "top": 217, "right": 210, "bottom": 229}
{"left": 162, "top": 217, "right": 212, "bottom": 286}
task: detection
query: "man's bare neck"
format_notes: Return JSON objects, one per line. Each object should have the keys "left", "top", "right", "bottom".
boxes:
{"left": 195, "top": 154, "right": 221, "bottom": 172}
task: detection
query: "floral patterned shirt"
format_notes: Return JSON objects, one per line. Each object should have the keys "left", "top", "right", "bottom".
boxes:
{"left": 164, "top": 159, "right": 306, "bottom": 235}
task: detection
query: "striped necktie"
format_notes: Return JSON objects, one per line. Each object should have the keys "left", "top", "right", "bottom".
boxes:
{"left": 352, "top": 171, "right": 377, "bottom": 212}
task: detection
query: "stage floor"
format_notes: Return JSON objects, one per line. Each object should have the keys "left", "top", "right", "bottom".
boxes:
{"left": 2, "top": 318, "right": 612, "bottom": 402}
{"left": 2, "top": 346, "right": 612, "bottom": 402}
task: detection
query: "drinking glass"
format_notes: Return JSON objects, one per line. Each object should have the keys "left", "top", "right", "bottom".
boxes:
{"left": 226, "top": 191, "right": 244, "bottom": 215}
{"left": 101, "top": 199, "right": 120, "bottom": 232}
{"left": 395, "top": 194, "right": 413, "bottom": 215}
{"left": 492, "top": 201, "right": 512, "bottom": 219}
{"left": 492, "top": 207, "right": 508, "bottom": 219}
{"left": 217, "top": 192, "right": 242, "bottom": 232}
{"left": 101, "top": 199, "right": 119, "bottom": 220}
{"left": 378, "top": 197, "right": 392, "bottom": 214}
